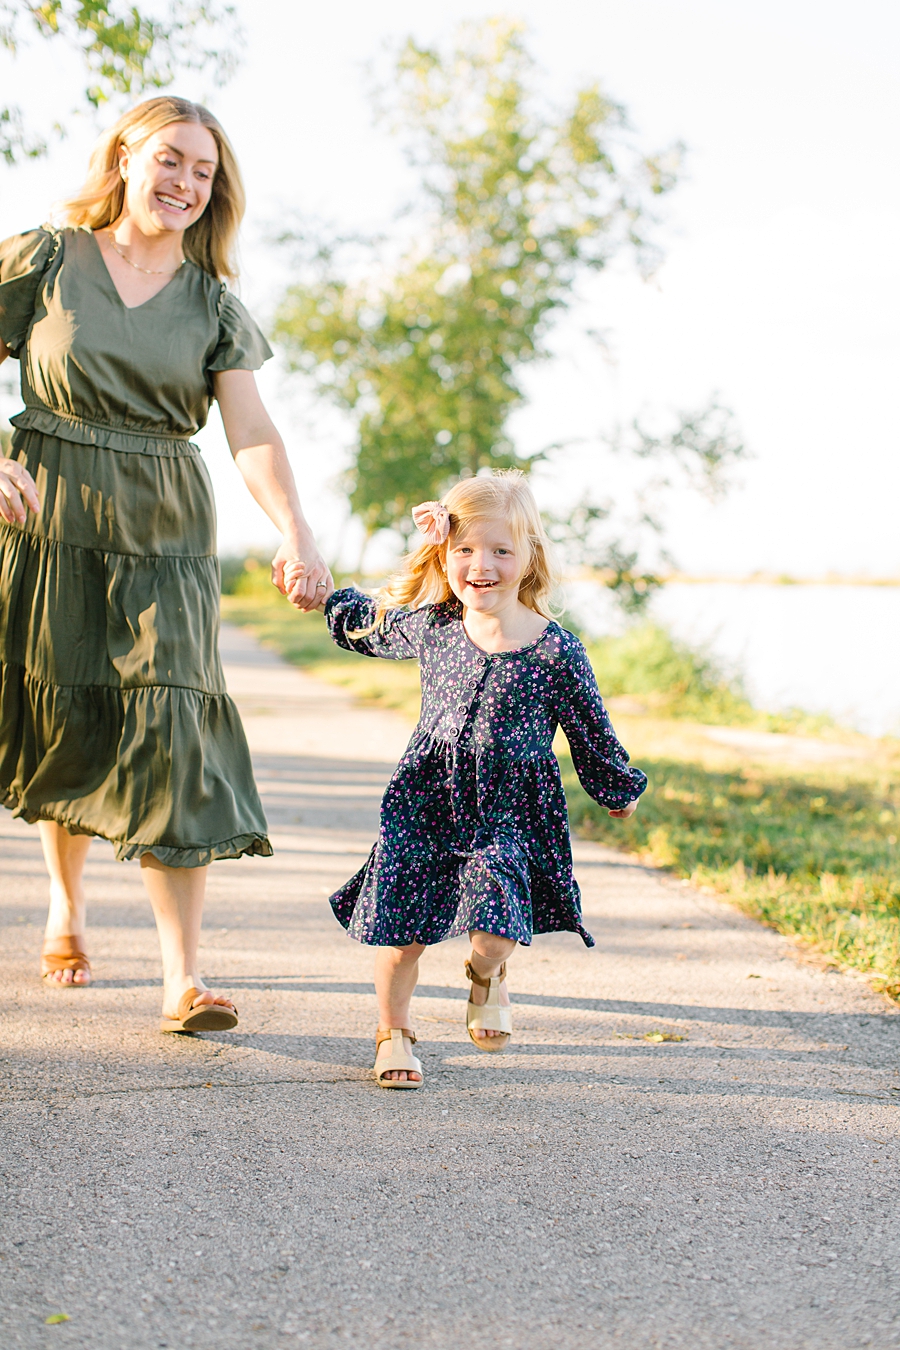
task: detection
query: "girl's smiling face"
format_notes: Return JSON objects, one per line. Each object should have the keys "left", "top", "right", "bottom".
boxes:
{"left": 445, "top": 519, "right": 529, "bottom": 613}
{"left": 119, "top": 122, "right": 218, "bottom": 236}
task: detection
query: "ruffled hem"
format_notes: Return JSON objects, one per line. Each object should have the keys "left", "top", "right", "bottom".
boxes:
{"left": 11, "top": 406, "right": 199, "bottom": 458}
{"left": 331, "top": 843, "right": 595, "bottom": 948}
{"left": 1, "top": 660, "right": 271, "bottom": 867}
{"left": 0, "top": 787, "right": 271, "bottom": 867}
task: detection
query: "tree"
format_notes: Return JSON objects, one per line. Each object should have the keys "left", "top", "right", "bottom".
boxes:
{"left": 273, "top": 18, "right": 682, "bottom": 545}
{"left": 544, "top": 398, "right": 748, "bottom": 614}
{"left": 0, "top": 0, "right": 239, "bottom": 164}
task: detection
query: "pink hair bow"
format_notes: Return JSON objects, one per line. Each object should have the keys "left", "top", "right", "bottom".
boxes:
{"left": 411, "top": 500, "right": 450, "bottom": 546}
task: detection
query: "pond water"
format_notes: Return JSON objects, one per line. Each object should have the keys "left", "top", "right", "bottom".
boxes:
{"left": 565, "top": 582, "right": 900, "bottom": 737}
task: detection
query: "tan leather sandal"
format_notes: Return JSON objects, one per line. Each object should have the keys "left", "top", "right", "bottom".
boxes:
{"left": 159, "top": 987, "right": 238, "bottom": 1034}
{"left": 374, "top": 1027, "right": 423, "bottom": 1089}
{"left": 41, "top": 936, "right": 91, "bottom": 986}
{"left": 465, "top": 959, "right": 512, "bottom": 1053}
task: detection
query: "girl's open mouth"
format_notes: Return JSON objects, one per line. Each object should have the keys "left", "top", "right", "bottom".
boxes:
{"left": 156, "top": 193, "right": 189, "bottom": 212}
{"left": 466, "top": 580, "right": 497, "bottom": 589}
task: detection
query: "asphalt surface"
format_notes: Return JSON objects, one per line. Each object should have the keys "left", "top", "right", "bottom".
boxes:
{"left": 1, "top": 623, "right": 898, "bottom": 1350}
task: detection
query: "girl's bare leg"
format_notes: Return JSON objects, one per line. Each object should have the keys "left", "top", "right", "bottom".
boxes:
{"left": 468, "top": 931, "right": 516, "bottom": 1040}
{"left": 139, "top": 856, "right": 235, "bottom": 1018}
{"left": 374, "top": 941, "right": 426, "bottom": 1082}
{"left": 39, "top": 822, "right": 94, "bottom": 984}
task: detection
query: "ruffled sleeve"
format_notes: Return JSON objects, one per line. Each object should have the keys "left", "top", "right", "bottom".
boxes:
{"left": 325, "top": 586, "right": 427, "bottom": 661}
{"left": 553, "top": 632, "right": 648, "bottom": 810}
{"left": 0, "top": 227, "right": 58, "bottom": 357}
{"left": 206, "top": 289, "right": 273, "bottom": 375}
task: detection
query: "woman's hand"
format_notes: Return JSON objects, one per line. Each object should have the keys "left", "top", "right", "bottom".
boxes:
{"left": 275, "top": 542, "right": 334, "bottom": 612}
{"left": 0, "top": 456, "right": 40, "bottom": 526}
{"left": 214, "top": 370, "right": 334, "bottom": 612}
{"left": 608, "top": 800, "right": 639, "bottom": 820}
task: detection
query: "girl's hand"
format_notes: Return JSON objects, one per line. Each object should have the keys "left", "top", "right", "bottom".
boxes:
{"left": 608, "top": 800, "right": 639, "bottom": 820}
{"left": 279, "top": 551, "right": 335, "bottom": 612}
{"left": 0, "top": 456, "right": 40, "bottom": 525}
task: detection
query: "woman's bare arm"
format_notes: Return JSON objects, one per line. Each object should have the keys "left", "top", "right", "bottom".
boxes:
{"left": 213, "top": 368, "right": 332, "bottom": 612}
{"left": 0, "top": 337, "right": 41, "bottom": 525}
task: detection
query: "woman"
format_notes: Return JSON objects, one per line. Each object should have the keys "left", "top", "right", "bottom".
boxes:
{"left": 0, "top": 96, "right": 330, "bottom": 1031}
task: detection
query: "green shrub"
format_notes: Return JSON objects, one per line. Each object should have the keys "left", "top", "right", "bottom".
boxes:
{"left": 586, "top": 623, "right": 834, "bottom": 733}
{"left": 219, "top": 554, "right": 274, "bottom": 597}
{"left": 586, "top": 623, "right": 754, "bottom": 723}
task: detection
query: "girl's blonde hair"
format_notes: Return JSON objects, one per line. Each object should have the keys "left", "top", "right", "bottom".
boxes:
{"left": 61, "top": 96, "right": 244, "bottom": 282}
{"left": 370, "top": 470, "right": 561, "bottom": 629}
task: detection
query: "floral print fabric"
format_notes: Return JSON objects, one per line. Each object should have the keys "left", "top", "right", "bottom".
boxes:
{"left": 325, "top": 588, "right": 648, "bottom": 948}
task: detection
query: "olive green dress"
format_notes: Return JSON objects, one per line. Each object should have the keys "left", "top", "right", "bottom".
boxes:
{"left": 0, "top": 225, "right": 273, "bottom": 866}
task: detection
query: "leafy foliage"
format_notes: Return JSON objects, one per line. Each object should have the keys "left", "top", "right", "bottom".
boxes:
{"left": 273, "top": 19, "right": 681, "bottom": 539}
{"left": 585, "top": 623, "right": 754, "bottom": 723}
{"left": 545, "top": 398, "right": 748, "bottom": 613}
{"left": 0, "top": 0, "right": 239, "bottom": 164}
{"left": 584, "top": 623, "right": 833, "bottom": 732}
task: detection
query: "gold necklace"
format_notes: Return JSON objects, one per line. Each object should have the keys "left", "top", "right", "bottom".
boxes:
{"left": 105, "top": 230, "right": 186, "bottom": 276}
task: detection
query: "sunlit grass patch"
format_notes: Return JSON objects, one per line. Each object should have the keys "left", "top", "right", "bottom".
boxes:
{"left": 562, "top": 754, "right": 900, "bottom": 991}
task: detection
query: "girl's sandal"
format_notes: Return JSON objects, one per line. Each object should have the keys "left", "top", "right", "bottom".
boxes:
{"left": 465, "top": 959, "right": 512, "bottom": 1053}
{"left": 159, "top": 987, "right": 239, "bottom": 1034}
{"left": 41, "top": 936, "right": 91, "bottom": 986}
{"left": 374, "top": 1027, "right": 423, "bottom": 1089}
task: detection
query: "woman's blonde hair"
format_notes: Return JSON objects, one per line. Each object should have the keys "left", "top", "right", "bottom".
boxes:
{"left": 369, "top": 470, "right": 561, "bottom": 630}
{"left": 61, "top": 96, "right": 244, "bottom": 282}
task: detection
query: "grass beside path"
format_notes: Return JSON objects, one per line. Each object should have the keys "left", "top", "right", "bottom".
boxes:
{"left": 562, "top": 728, "right": 900, "bottom": 999}
{"left": 221, "top": 577, "right": 900, "bottom": 999}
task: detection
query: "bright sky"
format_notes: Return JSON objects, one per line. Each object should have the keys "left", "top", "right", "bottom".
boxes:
{"left": 1, "top": 0, "right": 898, "bottom": 577}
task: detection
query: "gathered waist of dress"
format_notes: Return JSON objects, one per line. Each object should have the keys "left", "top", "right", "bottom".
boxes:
{"left": 11, "top": 406, "right": 201, "bottom": 458}
{"left": 410, "top": 729, "right": 558, "bottom": 763}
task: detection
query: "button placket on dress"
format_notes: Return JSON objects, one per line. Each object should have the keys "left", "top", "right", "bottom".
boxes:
{"left": 446, "top": 654, "right": 487, "bottom": 839}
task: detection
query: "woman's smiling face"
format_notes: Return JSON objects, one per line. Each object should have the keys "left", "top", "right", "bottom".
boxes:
{"left": 445, "top": 518, "right": 529, "bottom": 613}
{"left": 119, "top": 122, "right": 218, "bottom": 235}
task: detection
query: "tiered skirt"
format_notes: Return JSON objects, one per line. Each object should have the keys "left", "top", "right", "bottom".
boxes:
{"left": 0, "top": 427, "right": 271, "bottom": 866}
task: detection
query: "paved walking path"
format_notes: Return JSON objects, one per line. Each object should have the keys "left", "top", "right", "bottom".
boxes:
{"left": 1, "top": 625, "right": 898, "bottom": 1350}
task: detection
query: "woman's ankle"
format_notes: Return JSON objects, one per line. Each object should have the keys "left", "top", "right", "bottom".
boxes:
{"left": 44, "top": 888, "right": 86, "bottom": 941}
{"left": 162, "top": 970, "right": 204, "bottom": 995}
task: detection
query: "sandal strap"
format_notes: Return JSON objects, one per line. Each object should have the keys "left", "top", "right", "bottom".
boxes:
{"left": 41, "top": 937, "right": 90, "bottom": 974}
{"left": 374, "top": 1027, "right": 422, "bottom": 1081}
{"left": 467, "top": 1002, "right": 513, "bottom": 1033}
{"left": 173, "top": 988, "right": 238, "bottom": 1020}
{"left": 464, "top": 959, "right": 507, "bottom": 989}
{"left": 375, "top": 1026, "right": 417, "bottom": 1048}
{"left": 175, "top": 987, "right": 202, "bottom": 1021}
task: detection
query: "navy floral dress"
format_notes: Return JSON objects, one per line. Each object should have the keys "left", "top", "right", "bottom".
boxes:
{"left": 325, "top": 588, "right": 647, "bottom": 948}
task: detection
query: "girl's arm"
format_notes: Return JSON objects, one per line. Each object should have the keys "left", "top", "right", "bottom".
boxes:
{"left": 554, "top": 637, "right": 648, "bottom": 814}
{"left": 325, "top": 587, "right": 425, "bottom": 661}
{"left": 213, "top": 369, "right": 332, "bottom": 613}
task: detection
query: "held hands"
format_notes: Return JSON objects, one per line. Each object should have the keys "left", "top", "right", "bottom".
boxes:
{"left": 0, "top": 457, "right": 40, "bottom": 526}
{"left": 275, "top": 545, "right": 335, "bottom": 612}
{"left": 608, "top": 800, "right": 639, "bottom": 820}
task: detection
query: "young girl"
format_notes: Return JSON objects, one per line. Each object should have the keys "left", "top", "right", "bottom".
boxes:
{"left": 287, "top": 471, "right": 646, "bottom": 1089}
